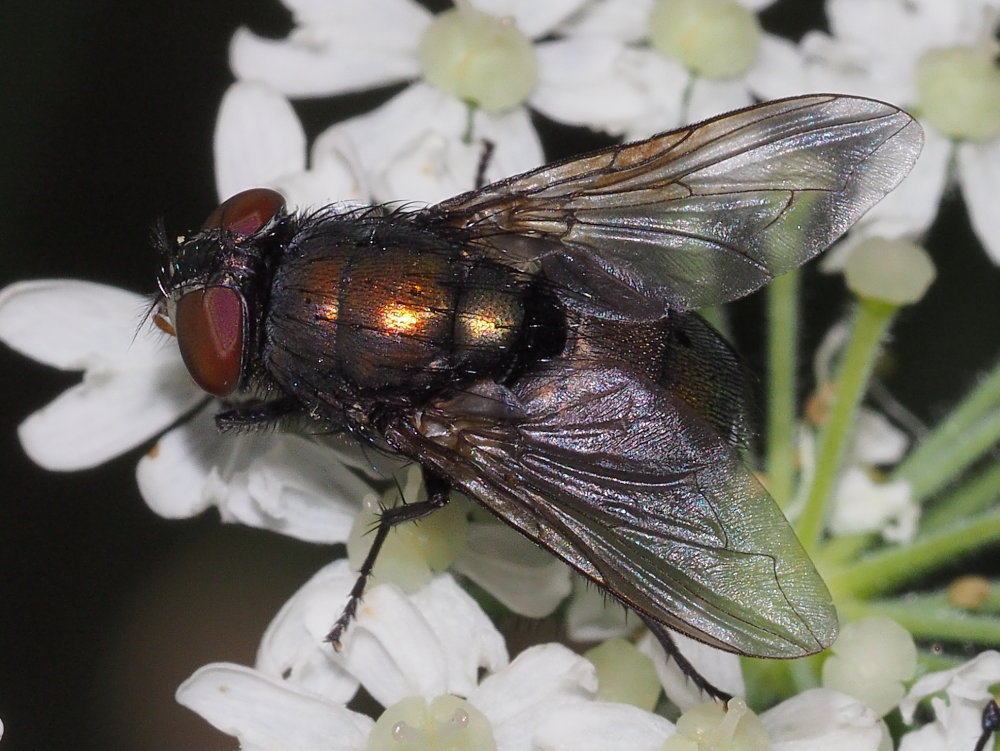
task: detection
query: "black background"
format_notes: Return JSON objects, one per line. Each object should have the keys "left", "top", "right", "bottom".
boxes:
{"left": 1, "top": 1, "right": 998, "bottom": 749}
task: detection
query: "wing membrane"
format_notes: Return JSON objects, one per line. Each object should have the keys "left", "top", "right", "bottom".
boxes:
{"left": 432, "top": 95, "right": 923, "bottom": 314}
{"left": 386, "top": 350, "right": 837, "bottom": 657}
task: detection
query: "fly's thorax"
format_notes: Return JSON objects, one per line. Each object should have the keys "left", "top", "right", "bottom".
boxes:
{"left": 262, "top": 230, "right": 530, "bottom": 407}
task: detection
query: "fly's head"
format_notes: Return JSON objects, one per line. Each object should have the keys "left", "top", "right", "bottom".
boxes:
{"left": 154, "top": 188, "right": 292, "bottom": 398}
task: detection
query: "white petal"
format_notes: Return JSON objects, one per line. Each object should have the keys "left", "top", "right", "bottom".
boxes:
{"left": 763, "top": 688, "right": 882, "bottom": 751}
{"left": 899, "top": 651, "right": 1000, "bottom": 721}
{"left": 0, "top": 280, "right": 163, "bottom": 370}
{"left": 176, "top": 663, "right": 372, "bottom": 750}
{"left": 831, "top": 468, "right": 917, "bottom": 542}
{"left": 473, "top": 644, "right": 598, "bottom": 751}
{"left": 213, "top": 82, "right": 307, "bottom": 201}
{"left": 957, "top": 137, "right": 1000, "bottom": 264}
{"left": 685, "top": 77, "right": 753, "bottom": 124}
{"left": 535, "top": 701, "right": 674, "bottom": 751}
{"left": 344, "top": 574, "right": 508, "bottom": 707}
{"left": 272, "top": 164, "right": 367, "bottom": 213}
{"left": 532, "top": 38, "right": 655, "bottom": 134}
{"left": 257, "top": 560, "right": 362, "bottom": 703}
{"left": 137, "top": 408, "right": 368, "bottom": 539}
{"left": 318, "top": 84, "right": 541, "bottom": 204}
{"left": 826, "top": 0, "right": 939, "bottom": 56}
{"left": 453, "top": 521, "right": 571, "bottom": 618}
{"left": 898, "top": 652, "right": 1000, "bottom": 751}
{"left": 0, "top": 281, "right": 202, "bottom": 469}
{"left": 285, "top": 0, "right": 429, "bottom": 33}
{"left": 850, "top": 409, "right": 910, "bottom": 466}
{"left": 565, "top": 577, "right": 632, "bottom": 642}
{"left": 557, "top": 0, "right": 653, "bottom": 42}
{"left": 469, "top": 0, "right": 588, "bottom": 38}
{"left": 638, "top": 630, "right": 744, "bottom": 710}
{"left": 745, "top": 34, "right": 809, "bottom": 100}
{"left": 739, "top": 0, "right": 778, "bottom": 11}
{"left": 19, "top": 358, "right": 199, "bottom": 471}
{"left": 228, "top": 0, "right": 428, "bottom": 98}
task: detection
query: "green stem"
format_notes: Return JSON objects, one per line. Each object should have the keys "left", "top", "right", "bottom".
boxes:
{"left": 892, "top": 355, "right": 1000, "bottom": 499}
{"left": 796, "top": 299, "right": 897, "bottom": 550}
{"left": 839, "top": 596, "right": 1000, "bottom": 647}
{"left": 766, "top": 270, "right": 799, "bottom": 508}
{"left": 827, "top": 508, "right": 1000, "bottom": 598}
{"left": 920, "top": 460, "right": 1000, "bottom": 531}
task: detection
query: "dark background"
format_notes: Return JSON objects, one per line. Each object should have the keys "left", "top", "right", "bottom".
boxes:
{"left": 1, "top": 1, "right": 998, "bottom": 749}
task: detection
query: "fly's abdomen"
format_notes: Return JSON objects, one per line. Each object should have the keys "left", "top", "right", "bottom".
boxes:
{"left": 265, "top": 238, "right": 527, "bottom": 401}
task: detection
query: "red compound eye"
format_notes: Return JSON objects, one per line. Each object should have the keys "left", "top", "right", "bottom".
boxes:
{"left": 202, "top": 188, "right": 286, "bottom": 235}
{"left": 175, "top": 286, "right": 245, "bottom": 397}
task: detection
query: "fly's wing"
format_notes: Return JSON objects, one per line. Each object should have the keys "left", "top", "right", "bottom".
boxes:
{"left": 386, "top": 340, "right": 837, "bottom": 657}
{"left": 430, "top": 95, "right": 922, "bottom": 316}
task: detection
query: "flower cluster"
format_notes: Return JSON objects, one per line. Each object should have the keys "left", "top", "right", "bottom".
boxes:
{"left": 2, "top": 0, "right": 1000, "bottom": 749}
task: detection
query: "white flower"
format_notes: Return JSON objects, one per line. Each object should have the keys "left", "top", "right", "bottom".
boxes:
{"left": 899, "top": 651, "right": 1000, "bottom": 751}
{"left": 227, "top": 0, "right": 624, "bottom": 205}
{"left": 255, "top": 560, "right": 508, "bottom": 705}
{"left": 551, "top": 0, "right": 800, "bottom": 140}
{"left": 638, "top": 629, "right": 746, "bottom": 710}
{"left": 750, "top": 0, "right": 1000, "bottom": 264}
{"left": 213, "top": 80, "right": 365, "bottom": 210}
{"left": 829, "top": 466, "right": 917, "bottom": 543}
{"left": 821, "top": 616, "right": 917, "bottom": 717}
{"left": 535, "top": 689, "right": 885, "bottom": 750}
{"left": 0, "top": 279, "right": 374, "bottom": 543}
{"left": 179, "top": 565, "right": 598, "bottom": 751}
{"left": 0, "top": 280, "right": 200, "bottom": 470}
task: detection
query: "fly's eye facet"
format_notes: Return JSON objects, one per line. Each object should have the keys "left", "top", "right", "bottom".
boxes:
{"left": 202, "top": 188, "right": 286, "bottom": 235}
{"left": 175, "top": 286, "right": 245, "bottom": 397}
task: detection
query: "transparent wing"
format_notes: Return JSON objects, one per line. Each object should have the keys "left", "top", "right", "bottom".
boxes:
{"left": 431, "top": 94, "right": 922, "bottom": 314}
{"left": 385, "top": 331, "right": 837, "bottom": 657}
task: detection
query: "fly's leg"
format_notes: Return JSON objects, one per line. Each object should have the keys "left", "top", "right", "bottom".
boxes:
{"left": 325, "top": 469, "right": 451, "bottom": 648}
{"left": 475, "top": 139, "right": 495, "bottom": 189}
{"left": 640, "top": 615, "right": 733, "bottom": 703}
{"left": 974, "top": 699, "right": 1000, "bottom": 751}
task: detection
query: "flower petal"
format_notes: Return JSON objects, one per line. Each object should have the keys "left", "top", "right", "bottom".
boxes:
{"left": 957, "top": 137, "right": 1000, "bottom": 264}
{"left": 532, "top": 38, "right": 658, "bottom": 135}
{"left": 565, "top": 577, "right": 632, "bottom": 642}
{"left": 763, "top": 688, "right": 882, "bottom": 751}
{"left": 473, "top": 644, "right": 598, "bottom": 751}
{"left": 345, "top": 573, "right": 508, "bottom": 707}
{"left": 19, "top": 359, "right": 199, "bottom": 471}
{"left": 257, "top": 560, "right": 362, "bottom": 703}
{"left": 214, "top": 82, "right": 307, "bottom": 201}
{"left": 260, "top": 561, "right": 507, "bottom": 708}
{"left": 535, "top": 700, "right": 674, "bottom": 751}
{"left": 470, "top": 0, "right": 589, "bottom": 39}
{"left": 0, "top": 281, "right": 202, "bottom": 469}
{"left": 137, "top": 408, "right": 368, "bottom": 539}
{"left": 316, "top": 84, "right": 542, "bottom": 204}
{"left": 638, "top": 630, "right": 744, "bottom": 710}
{"left": 557, "top": 0, "right": 652, "bottom": 42}
{"left": 453, "top": 521, "right": 572, "bottom": 618}
{"left": 176, "top": 662, "right": 372, "bottom": 750}
{"left": 0, "top": 280, "right": 164, "bottom": 370}
{"left": 228, "top": 0, "right": 429, "bottom": 98}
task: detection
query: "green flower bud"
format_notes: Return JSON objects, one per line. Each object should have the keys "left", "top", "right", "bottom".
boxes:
{"left": 585, "top": 638, "right": 661, "bottom": 711}
{"left": 368, "top": 695, "right": 496, "bottom": 751}
{"left": 419, "top": 6, "right": 537, "bottom": 113}
{"left": 649, "top": 0, "right": 761, "bottom": 79}
{"left": 844, "top": 238, "right": 936, "bottom": 306}
{"left": 917, "top": 45, "right": 1000, "bottom": 141}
